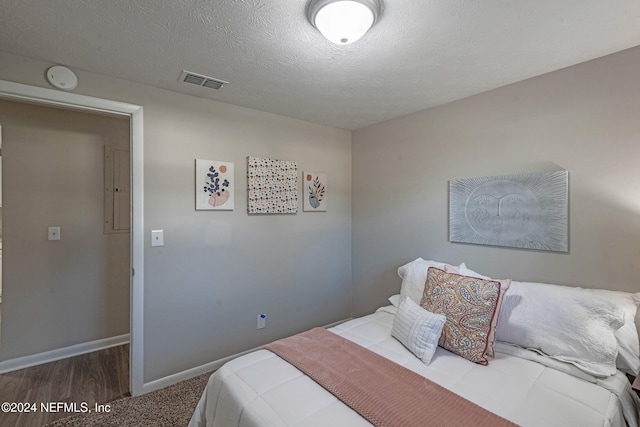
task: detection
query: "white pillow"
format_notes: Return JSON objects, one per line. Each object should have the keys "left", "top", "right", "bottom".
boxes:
{"left": 460, "top": 263, "right": 640, "bottom": 376}
{"left": 388, "top": 294, "right": 401, "bottom": 308}
{"left": 391, "top": 297, "right": 446, "bottom": 364}
{"left": 496, "top": 280, "right": 625, "bottom": 377}
{"left": 580, "top": 288, "right": 640, "bottom": 376}
{"left": 458, "top": 263, "right": 490, "bottom": 280}
{"left": 397, "top": 258, "right": 458, "bottom": 304}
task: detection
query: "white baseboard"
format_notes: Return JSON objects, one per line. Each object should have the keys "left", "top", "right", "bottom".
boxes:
{"left": 0, "top": 334, "right": 130, "bottom": 374}
{"left": 142, "top": 317, "right": 354, "bottom": 395}
{"left": 142, "top": 344, "right": 263, "bottom": 394}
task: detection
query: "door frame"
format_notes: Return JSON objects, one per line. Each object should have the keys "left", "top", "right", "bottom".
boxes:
{"left": 0, "top": 79, "right": 145, "bottom": 396}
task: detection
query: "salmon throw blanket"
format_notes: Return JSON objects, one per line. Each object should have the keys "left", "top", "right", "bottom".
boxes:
{"left": 265, "top": 328, "right": 519, "bottom": 427}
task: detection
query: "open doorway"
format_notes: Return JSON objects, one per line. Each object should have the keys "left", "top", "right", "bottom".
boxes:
{"left": 0, "top": 101, "right": 131, "bottom": 426}
{"left": 0, "top": 80, "right": 144, "bottom": 397}
{"left": 0, "top": 99, "right": 130, "bottom": 355}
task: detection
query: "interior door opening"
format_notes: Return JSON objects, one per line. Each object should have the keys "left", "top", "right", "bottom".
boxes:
{"left": 0, "top": 79, "right": 144, "bottom": 397}
{"left": 0, "top": 97, "right": 131, "bottom": 357}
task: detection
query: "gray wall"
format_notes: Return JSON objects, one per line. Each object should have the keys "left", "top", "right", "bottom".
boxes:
{"left": 352, "top": 46, "right": 640, "bottom": 316}
{"left": 0, "top": 51, "right": 352, "bottom": 382}
{"left": 0, "top": 99, "right": 130, "bottom": 360}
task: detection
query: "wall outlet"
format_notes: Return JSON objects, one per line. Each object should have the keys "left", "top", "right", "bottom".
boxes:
{"left": 257, "top": 314, "right": 266, "bottom": 329}
{"left": 48, "top": 226, "right": 61, "bottom": 241}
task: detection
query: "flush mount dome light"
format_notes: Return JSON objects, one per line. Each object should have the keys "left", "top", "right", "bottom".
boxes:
{"left": 308, "top": 0, "right": 382, "bottom": 45}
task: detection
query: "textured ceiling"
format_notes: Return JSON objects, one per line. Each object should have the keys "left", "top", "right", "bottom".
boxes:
{"left": 1, "top": 0, "right": 640, "bottom": 130}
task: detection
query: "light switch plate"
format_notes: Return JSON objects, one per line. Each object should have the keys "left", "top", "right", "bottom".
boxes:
{"left": 151, "top": 229, "right": 164, "bottom": 247}
{"left": 48, "top": 226, "right": 61, "bottom": 241}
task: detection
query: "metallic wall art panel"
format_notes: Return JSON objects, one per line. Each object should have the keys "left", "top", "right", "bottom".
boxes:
{"left": 449, "top": 171, "right": 568, "bottom": 252}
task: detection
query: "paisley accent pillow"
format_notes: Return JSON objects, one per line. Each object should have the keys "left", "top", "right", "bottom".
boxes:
{"left": 420, "top": 267, "right": 502, "bottom": 365}
{"left": 444, "top": 264, "right": 511, "bottom": 358}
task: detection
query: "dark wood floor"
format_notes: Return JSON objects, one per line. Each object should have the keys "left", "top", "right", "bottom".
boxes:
{"left": 0, "top": 344, "right": 129, "bottom": 427}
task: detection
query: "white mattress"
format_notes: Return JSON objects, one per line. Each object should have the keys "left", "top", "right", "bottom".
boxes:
{"left": 189, "top": 307, "right": 640, "bottom": 427}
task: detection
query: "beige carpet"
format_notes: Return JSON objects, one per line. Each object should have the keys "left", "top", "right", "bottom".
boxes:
{"left": 45, "top": 372, "right": 211, "bottom": 427}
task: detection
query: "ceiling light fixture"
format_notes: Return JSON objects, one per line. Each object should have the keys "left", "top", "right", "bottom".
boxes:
{"left": 307, "top": 0, "right": 382, "bottom": 45}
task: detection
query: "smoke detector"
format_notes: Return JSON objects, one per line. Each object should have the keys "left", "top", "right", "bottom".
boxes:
{"left": 179, "top": 70, "right": 228, "bottom": 90}
{"left": 46, "top": 65, "right": 78, "bottom": 90}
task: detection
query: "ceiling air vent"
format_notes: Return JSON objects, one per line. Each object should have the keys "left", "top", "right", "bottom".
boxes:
{"left": 179, "top": 70, "right": 228, "bottom": 90}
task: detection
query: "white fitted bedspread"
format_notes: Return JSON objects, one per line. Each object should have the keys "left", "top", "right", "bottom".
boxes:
{"left": 189, "top": 307, "right": 640, "bottom": 427}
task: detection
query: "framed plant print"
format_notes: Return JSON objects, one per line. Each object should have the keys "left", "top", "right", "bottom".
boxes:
{"left": 303, "top": 172, "right": 327, "bottom": 212}
{"left": 195, "top": 159, "right": 234, "bottom": 210}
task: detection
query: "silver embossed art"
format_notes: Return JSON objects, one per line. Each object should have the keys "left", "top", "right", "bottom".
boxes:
{"left": 449, "top": 171, "right": 568, "bottom": 252}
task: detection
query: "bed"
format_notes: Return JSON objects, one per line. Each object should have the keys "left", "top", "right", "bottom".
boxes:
{"left": 189, "top": 259, "right": 640, "bottom": 427}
